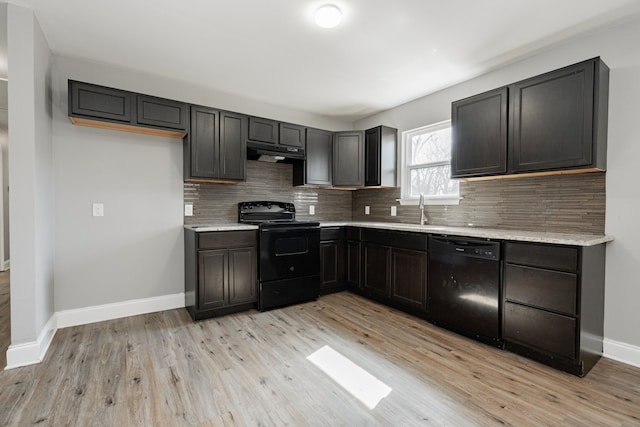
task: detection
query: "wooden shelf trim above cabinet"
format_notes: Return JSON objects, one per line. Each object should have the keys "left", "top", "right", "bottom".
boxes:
{"left": 69, "top": 116, "right": 187, "bottom": 139}
{"left": 457, "top": 167, "right": 604, "bottom": 182}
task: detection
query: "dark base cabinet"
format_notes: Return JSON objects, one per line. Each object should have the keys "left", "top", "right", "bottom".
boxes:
{"left": 502, "top": 241, "right": 605, "bottom": 377}
{"left": 345, "top": 228, "right": 362, "bottom": 291}
{"left": 185, "top": 229, "right": 258, "bottom": 320}
{"left": 319, "top": 227, "right": 346, "bottom": 295}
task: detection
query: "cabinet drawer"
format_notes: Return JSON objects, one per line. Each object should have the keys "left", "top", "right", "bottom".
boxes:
{"left": 137, "top": 95, "right": 188, "bottom": 130}
{"left": 504, "top": 264, "right": 577, "bottom": 315}
{"left": 504, "top": 302, "right": 577, "bottom": 359}
{"left": 505, "top": 242, "right": 578, "bottom": 271}
{"left": 198, "top": 231, "right": 257, "bottom": 250}
{"left": 362, "top": 229, "right": 427, "bottom": 252}
{"left": 321, "top": 227, "right": 344, "bottom": 241}
{"left": 345, "top": 227, "right": 361, "bottom": 241}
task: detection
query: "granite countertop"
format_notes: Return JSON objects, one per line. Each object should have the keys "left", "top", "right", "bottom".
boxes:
{"left": 184, "top": 222, "right": 612, "bottom": 247}
{"left": 319, "top": 221, "right": 613, "bottom": 247}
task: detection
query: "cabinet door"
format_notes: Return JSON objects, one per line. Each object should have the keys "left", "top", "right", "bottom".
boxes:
{"left": 198, "top": 249, "right": 227, "bottom": 310}
{"left": 346, "top": 240, "right": 361, "bottom": 289}
{"left": 333, "top": 131, "right": 364, "bottom": 186}
{"left": 320, "top": 240, "right": 345, "bottom": 291}
{"left": 189, "top": 106, "right": 219, "bottom": 178}
{"left": 219, "top": 111, "right": 247, "bottom": 181}
{"left": 228, "top": 247, "right": 257, "bottom": 305}
{"left": 70, "top": 81, "right": 132, "bottom": 123}
{"left": 391, "top": 248, "right": 427, "bottom": 312}
{"left": 451, "top": 87, "right": 507, "bottom": 178}
{"left": 510, "top": 60, "right": 595, "bottom": 172}
{"left": 364, "top": 127, "right": 381, "bottom": 186}
{"left": 248, "top": 117, "right": 278, "bottom": 144}
{"left": 302, "top": 128, "right": 333, "bottom": 186}
{"left": 362, "top": 243, "right": 391, "bottom": 298}
{"left": 136, "top": 95, "right": 187, "bottom": 131}
{"left": 280, "top": 123, "right": 306, "bottom": 149}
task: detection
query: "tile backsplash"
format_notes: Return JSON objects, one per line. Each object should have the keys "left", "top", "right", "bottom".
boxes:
{"left": 352, "top": 172, "right": 605, "bottom": 234}
{"left": 184, "top": 161, "right": 352, "bottom": 224}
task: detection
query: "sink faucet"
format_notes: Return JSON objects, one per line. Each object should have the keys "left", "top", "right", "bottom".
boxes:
{"left": 419, "top": 193, "right": 427, "bottom": 225}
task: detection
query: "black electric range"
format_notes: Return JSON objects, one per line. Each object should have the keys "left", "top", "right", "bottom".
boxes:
{"left": 238, "top": 201, "right": 320, "bottom": 310}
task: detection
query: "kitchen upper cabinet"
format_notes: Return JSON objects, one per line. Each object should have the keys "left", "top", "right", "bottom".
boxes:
{"left": 365, "top": 126, "right": 398, "bottom": 187}
{"left": 333, "top": 131, "right": 364, "bottom": 187}
{"left": 451, "top": 88, "right": 508, "bottom": 178}
{"left": 280, "top": 123, "right": 306, "bottom": 149}
{"left": 450, "top": 57, "right": 608, "bottom": 179}
{"left": 502, "top": 241, "right": 605, "bottom": 376}
{"left": 184, "top": 106, "right": 246, "bottom": 182}
{"left": 293, "top": 128, "right": 333, "bottom": 186}
{"left": 185, "top": 229, "right": 258, "bottom": 320}
{"left": 248, "top": 117, "right": 279, "bottom": 145}
{"left": 68, "top": 80, "right": 188, "bottom": 138}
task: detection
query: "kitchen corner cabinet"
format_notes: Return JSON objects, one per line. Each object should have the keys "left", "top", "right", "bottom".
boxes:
{"left": 333, "top": 131, "right": 364, "bottom": 187}
{"left": 365, "top": 126, "right": 398, "bottom": 187}
{"left": 319, "top": 227, "right": 346, "bottom": 294}
{"left": 293, "top": 128, "right": 333, "bottom": 186}
{"left": 184, "top": 106, "right": 247, "bottom": 182}
{"left": 502, "top": 241, "right": 605, "bottom": 376}
{"left": 68, "top": 80, "right": 188, "bottom": 138}
{"left": 451, "top": 57, "right": 609, "bottom": 179}
{"left": 184, "top": 229, "right": 258, "bottom": 320}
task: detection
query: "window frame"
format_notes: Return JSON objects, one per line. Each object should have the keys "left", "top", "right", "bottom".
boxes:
{"left": 399, "top": 120, "right": 461, "bottom": 206}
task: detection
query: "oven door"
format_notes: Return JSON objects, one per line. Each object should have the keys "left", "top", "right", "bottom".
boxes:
{"left": 259, "top": 226, "right": 320, "bottom": 282}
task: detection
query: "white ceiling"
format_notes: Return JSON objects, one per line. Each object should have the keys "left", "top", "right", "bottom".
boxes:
{"left": 7, "top": 0, "right": 640, "bottom": 121}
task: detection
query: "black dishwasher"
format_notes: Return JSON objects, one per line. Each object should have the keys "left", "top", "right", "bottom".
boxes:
{"left": 428, "top": 235, "right": 503, "bottom": 347}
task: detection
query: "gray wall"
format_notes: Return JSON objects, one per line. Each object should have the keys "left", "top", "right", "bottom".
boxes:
{"left": 7, "top": 4, "right": 54, "bottom": 344}
{"left": 52, "top": 56, "right": 352, "bottom": 312}
{"left": 354, "top": 18, "right": 640, "bottom": 349}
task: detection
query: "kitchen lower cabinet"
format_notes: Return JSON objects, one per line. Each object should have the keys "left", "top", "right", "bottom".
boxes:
{"left": 185, "top": 229, "right": 258, "bottom": 320}
{"left": 319, "top": 227, "right": 345, "bottom": 295}
{"left": 503, "top": 241, "right": 605, "bottom": 376}
{"left": 345, "top": 227, "right": 362, "bottom": 290}
{"left": 391, "top": 248, "right": 427, "bottom": 312}
{"left": 362, "top": 243, "right": 391, "bottom": 298}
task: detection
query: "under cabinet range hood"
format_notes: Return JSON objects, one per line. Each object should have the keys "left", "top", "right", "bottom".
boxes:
{"left": 247, "top": 142, "right": 306, "bottom": 163}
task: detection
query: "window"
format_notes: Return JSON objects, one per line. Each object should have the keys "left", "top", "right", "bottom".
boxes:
{"left": 400, "top": 120, "right": 460, "bottom": 205}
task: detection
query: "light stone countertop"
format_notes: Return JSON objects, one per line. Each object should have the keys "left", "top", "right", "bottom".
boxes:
{"left": 184, "top": 222, "right": 612, "bottom": 246}
{"left": 184, "top": 224, "right": 259, "bottom": 232}
{"left": 319, "top": 221, "right": 613, "bottom": 247}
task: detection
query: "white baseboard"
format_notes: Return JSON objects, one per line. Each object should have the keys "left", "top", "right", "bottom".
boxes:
{"left": 5, "top": 293, "right": 185, "bottom": 369}
{"left": 56, "top": 292, "right": 185, "bottom": 328}
{"left": 5, "top": 313, "right": 56, "bottom": 370}
{"left": 1, "top": 259, "right": 9, "bottom": 271}
{"left": 603, "top": 338, "right": 640, "bottom": 368}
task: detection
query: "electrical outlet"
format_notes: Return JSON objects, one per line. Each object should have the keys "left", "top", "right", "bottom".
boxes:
{"left": 184, "top": 203, "right": 193, "bottom": 216}
{"left": 92, "top": 203, "right": 104, "bottom": 217}
{"left": 365, "top": 206, "right": 370, "bottom": 215}
{"left": 390, "top": 206, "right": 397, "bottom": 216}
{"left": 309, "top": 205, "right": 315, "bottom": 215}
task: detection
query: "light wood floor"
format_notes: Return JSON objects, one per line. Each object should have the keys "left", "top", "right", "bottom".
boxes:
{"left": 0, "top": 270, "right": 9, "bottom": 370}
{"left": 0, "top": 292, "right": 639, "bottom": 426}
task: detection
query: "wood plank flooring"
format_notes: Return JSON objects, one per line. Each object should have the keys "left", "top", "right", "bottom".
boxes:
{"left": 1, "top": 291, "right": 639, "bottom": 426}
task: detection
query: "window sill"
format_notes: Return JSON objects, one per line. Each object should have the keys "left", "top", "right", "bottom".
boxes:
{"left": 398, "top": 196, "right": 461, "bottom": 206}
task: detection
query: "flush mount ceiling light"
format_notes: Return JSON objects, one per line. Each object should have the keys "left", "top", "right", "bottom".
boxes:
{"left": 315, "top": 4, "right": 342, "bottom": 28}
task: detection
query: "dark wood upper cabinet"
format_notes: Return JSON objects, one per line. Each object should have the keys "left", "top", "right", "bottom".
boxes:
{"left": 184, "top": 106, "right": 246, "bottom": 182}
{"left": 279, "top": 123, "right": 306, "bottom": 148}
{"left": 136, "top": 95, "right": 188, "bottom": 131}
{"left": 248, "top": 117, "right": 279, "bottom": 144}
{"left": 510, "top": 59, "right": 607, "bottom": 173}
{"left": 365, "top": 126, "right": 398, "bottom": 187}
{"left": 68, "top": 80, "right": 187, "bottom": 138}
{"left": 219, "top": 111, "right": 247, "bottom": 181}
{"left": 293, "top": 128, "right": 333, "bottom": 186}
{"left": 70, "top": 81, "right": 132, "bottom": 123}
{"left": 333, "top": 131, "right": 364, "bottom": 187}
{"left": 450, "top": 57, "right": 608, "bottom": 179}
{"left": 451, "top": 87, "right": 508, "bottom": 178}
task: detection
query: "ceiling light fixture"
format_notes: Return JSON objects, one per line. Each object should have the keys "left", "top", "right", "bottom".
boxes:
{"left": 315, "top": 4, "right": 342, "bottom": 29}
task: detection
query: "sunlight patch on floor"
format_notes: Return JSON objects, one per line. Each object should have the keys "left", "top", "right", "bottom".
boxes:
{"left": 307, "top": 345, "right": 392, "bottom": 410}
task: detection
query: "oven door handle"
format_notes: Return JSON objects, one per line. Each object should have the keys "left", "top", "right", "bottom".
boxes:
{"left": 261, "top": 226, "right": 319, "bottom": 233}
